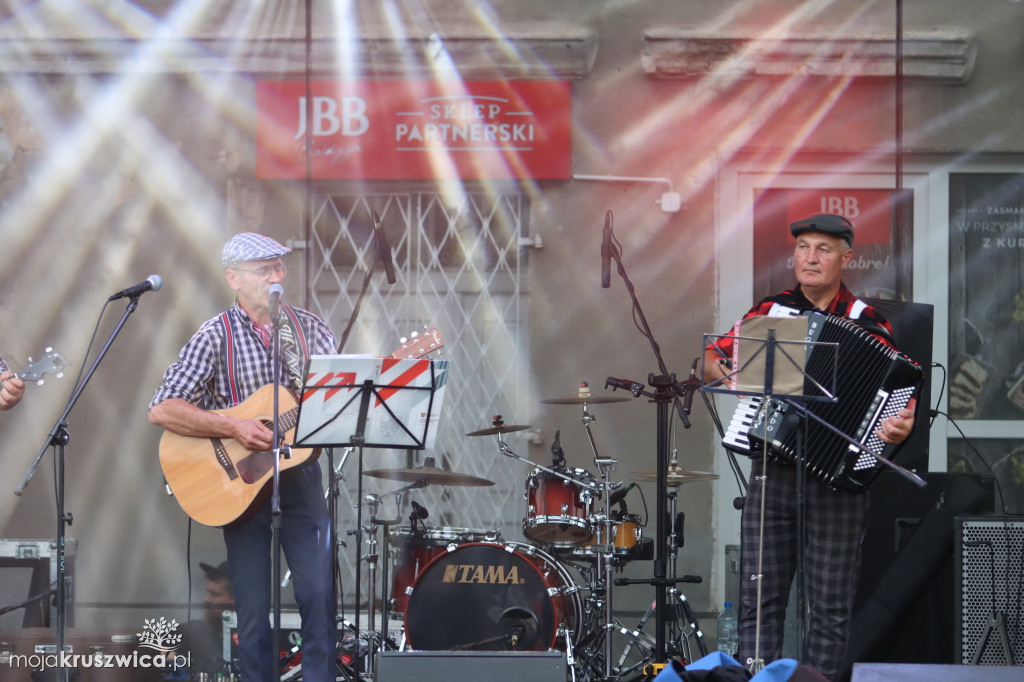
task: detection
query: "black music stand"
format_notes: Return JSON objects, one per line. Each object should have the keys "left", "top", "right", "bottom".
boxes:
{"left": 293, "top": 355, "right": 449, "bottom": 676}
{"left": 702, "top": 317, "right": 837, "bottom": 673}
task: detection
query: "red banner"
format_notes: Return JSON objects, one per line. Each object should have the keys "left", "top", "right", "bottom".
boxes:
{"left": 256, "top": 80, "right": 572, "bottom": 180}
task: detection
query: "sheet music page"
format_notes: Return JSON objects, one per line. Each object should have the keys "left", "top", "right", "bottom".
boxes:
{"left": 733, "top": 316, "right": 809, "bottom": 396}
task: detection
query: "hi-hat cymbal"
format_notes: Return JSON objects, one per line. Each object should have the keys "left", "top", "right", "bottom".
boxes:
{"left": 364, "top": 463, "right": 494, "bottom": 487}
{"left": 631, "top": 467, "right": 720, "bottom": 486}
{"left": 466, "top": 423, "right": 531, "bottom": 437}
{"left": 541, "top": 395, "right": 630, "bottom": 405}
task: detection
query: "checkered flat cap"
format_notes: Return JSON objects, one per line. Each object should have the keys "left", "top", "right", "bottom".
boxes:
{"left": 221, "top": 232, "right": 292, "bottom": 267}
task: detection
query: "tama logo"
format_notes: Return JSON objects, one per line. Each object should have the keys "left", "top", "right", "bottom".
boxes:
{"left": 442, "top": 564, "right": 525, "bottom": 584}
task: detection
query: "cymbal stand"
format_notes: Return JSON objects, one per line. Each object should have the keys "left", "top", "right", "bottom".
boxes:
{"left": 576, "top": 396, "right": 623, "bottom": 681}
{"left": 357, "top": 485, "right": 414, "bottom": 675}
{"left": 358, "top": 494, "right": 382, "bottom": 678}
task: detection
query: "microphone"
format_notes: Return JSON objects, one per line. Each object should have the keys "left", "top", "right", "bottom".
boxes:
{"left": 681, "top": 358, "right": 700, "bottom": 416}
{"left": 601, "top": 211, "right": 612, "bottom": 288}
{"left": 606, "top": 376, "right": 644, "bottom": 397}
{"left": 410, "top": 501, "right": 429, "bottom": 520}
{"left": 372, "top": 210, "right": 397, "bottom": 285}
{"left": 551, "top": 429, "right": 566, "bottom": 468}
{"left": 268, "top": 283, "right": 283, "bottom": 324}
{"left": 108, "top": 274, "right": 162, "bottom": 301}
{"left": 609, "top": 482, "right": 636, "bottom": 506}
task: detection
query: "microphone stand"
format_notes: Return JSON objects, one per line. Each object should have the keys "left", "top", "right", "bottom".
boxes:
{"left": 601, "top": 226, "right": 702, "bottom": 663}
{"left": 270, "top": 294, "right": 287, "bottom": 682}
{"left": 14, "top": 294, "right": 150, "bottom": 682}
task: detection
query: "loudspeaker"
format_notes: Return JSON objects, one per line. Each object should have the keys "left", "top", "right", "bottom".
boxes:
{"left": 845, "top": 472, "right": 995, "bottom": 668}
{"left": 0, "top": 540, "right": 77, "bottom": 630}
{"left": 852, "top": 662, "right": 1024, "bottom": 681}
{"left": 376, "top": 651, "right": 567, "bottom": 682}
{"left": 955, "top": 516, "right": 1024, "bottom": 665}
{"left": 862, "top": 298, "right": 933, "bottom": 473}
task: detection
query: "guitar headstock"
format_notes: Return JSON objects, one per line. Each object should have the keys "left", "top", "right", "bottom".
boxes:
{"left": 17, "top": 347, "right": 70, "bottom": 385}
{"left": 390, "top": 327, "right": 444, "bottom": 360}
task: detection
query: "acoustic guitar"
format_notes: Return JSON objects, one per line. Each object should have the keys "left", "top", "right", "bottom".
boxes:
{"left": 158, "top": 328, "right": 443, "bottom": 527}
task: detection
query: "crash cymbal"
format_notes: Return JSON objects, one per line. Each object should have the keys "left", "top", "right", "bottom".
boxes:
{"left": 364, "top": 463, "right": 494, "bottom": 487}
{"left": 466, "top": 423, "right": 531, "bottom": 436}
{"left": 631, "top": 466, "right": 720, "bottom": 486}
{"left": 541, "top": 395, "right": 630, "bottom": 405}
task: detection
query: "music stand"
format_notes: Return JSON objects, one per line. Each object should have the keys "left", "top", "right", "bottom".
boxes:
{"left": 702, "top": 316, "right": 838, "bottom": 673}
{"left": 293, "top": 355, "right": 449, "bottom": 675}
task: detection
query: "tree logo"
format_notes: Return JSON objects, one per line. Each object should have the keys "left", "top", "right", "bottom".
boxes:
{"left": 137, "top": 617, "right": 183, "bottom": 653}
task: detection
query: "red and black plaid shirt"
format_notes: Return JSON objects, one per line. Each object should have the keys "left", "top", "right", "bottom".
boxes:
{"left": 708, "top": 283, "right": 894, "bottom": 359}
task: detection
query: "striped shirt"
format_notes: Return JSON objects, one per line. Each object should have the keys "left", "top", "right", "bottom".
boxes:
{"left": 150, "top": 301, "right": 335, "bottom": 410}
{"left": 708, "top": 283, "right": 894, "bottom": 358}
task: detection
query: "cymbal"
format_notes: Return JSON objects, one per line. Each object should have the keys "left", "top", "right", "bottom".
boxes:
{"left": 364, "top": 463, "right": 495, "bottom": 487}
{"left": 631, "top": 467, "right": 720, "bottom": 486}
{"left": 465, "top": 423, "right": 531, "bottom": 437}
{"left": 541, "top": 395, "right": 630, "bottom": 405}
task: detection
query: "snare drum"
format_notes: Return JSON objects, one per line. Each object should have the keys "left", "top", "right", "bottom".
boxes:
{"left": 388, "top": 526, "right": 501, "bottom": 618}
{"left": 404, "top": 541, "right": 582, "bottom": 651}
{"left": 523, "top": 468, "right": 596, "bottom": 547}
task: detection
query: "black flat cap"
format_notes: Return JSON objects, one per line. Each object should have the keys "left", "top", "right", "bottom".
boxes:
{"left": 789, "top": 213, "right": 854, "bottom": 245}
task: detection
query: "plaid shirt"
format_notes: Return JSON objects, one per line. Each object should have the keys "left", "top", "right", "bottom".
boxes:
{"left": 150, "top": 301, "right": 335, "bottom": 410}
{"left": 708, "top": 283, "right": 894, "bottom": 358}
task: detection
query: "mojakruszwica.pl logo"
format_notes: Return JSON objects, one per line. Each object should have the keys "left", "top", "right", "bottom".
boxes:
{"left": 1, "top": 617, "right": 191, "bottom": 673}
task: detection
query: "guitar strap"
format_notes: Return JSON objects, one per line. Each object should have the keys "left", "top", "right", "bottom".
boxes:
{"left": 218, "top": 306, "right": 311, "bottom": 403}
{"left": 280, "top": 305, "right": 310, "bottom": 391}
{"left": 219, "top": 312, "right": 241, "bottom": 406}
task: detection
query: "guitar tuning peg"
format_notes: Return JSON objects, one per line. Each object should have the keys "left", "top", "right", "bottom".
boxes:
{"left": 411, "top": 331, "right": 419, "bottom": 338}
{"left": 36, "top": 379, "right": 45, "bottom": 386}
{"left": 400, "top": 337, "right": 408, "bottom": 344}
{"left": 27, "top": 356, "right": 34, "bottom": 363}
{"left": 56, "top": 372, "right": 64, "bottom": 379}
{"left": 45, "top": 347, "right": 53, "bottom": 353}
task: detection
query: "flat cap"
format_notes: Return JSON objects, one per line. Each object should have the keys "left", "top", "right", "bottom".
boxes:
{"left": 789, "top": 213, "right": 854, "bottom": 245}
{"left": 221, "top": 232, "right": 292, "bottom": 268}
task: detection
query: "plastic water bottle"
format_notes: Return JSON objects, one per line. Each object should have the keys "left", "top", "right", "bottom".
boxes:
{"left": 717, "top": 601, "right": 739, "bottom": 657}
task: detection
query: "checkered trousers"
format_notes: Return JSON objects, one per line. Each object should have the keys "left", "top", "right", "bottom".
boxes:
{"left": 737, "top": 457, "right": 870, "bottom": 680}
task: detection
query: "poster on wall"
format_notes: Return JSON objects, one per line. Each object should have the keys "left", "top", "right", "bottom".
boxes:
{"left": 948, "top": 173, "right": 1024, "bottom": 421}
{"left": 751, "top": 187, "right": 913, "bottom": 304}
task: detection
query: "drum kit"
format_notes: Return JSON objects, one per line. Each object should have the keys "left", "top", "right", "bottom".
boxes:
{"left": 338, "top": 384, "right": 719, "bottom": 682}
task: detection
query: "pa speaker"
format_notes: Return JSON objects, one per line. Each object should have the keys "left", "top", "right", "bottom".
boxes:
{"left": 955, "top": 516, "right": 1024, "bottom": 665}
{"left": 845, "top": 472, "right": 995, "bottom": 668}
{"left": 377, "top": 651, "right": 567, "bottom": 682}
{"left": 852, "top": 662, "right": 1024, "bottom": 681}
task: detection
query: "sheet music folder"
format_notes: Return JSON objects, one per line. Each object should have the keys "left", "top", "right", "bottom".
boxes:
{"left": 701, "top": 315, "right": 837, "bottom": 402}
{"left": 293, "top": 355, "right": 449, "bottom": 449}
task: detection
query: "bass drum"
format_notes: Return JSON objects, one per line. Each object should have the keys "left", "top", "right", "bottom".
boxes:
{"left": 389, "top": 526, "right": 502, "bottom": 619}
{"left": 404, "top": 541, "right": 582, "bottom": 652}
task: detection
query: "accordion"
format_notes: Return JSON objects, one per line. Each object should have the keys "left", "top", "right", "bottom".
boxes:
{"left": 721, "top": 311, "right": 923, "bottom": 492}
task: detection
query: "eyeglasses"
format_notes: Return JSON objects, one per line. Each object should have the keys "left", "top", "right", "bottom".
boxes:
{"left": 231, "top": 261, "right": 287, "bottom": 278}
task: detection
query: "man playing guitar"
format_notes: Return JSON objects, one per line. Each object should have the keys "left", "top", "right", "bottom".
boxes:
{"left": 149, "top": 232, "right": 337, "bottom": 682}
